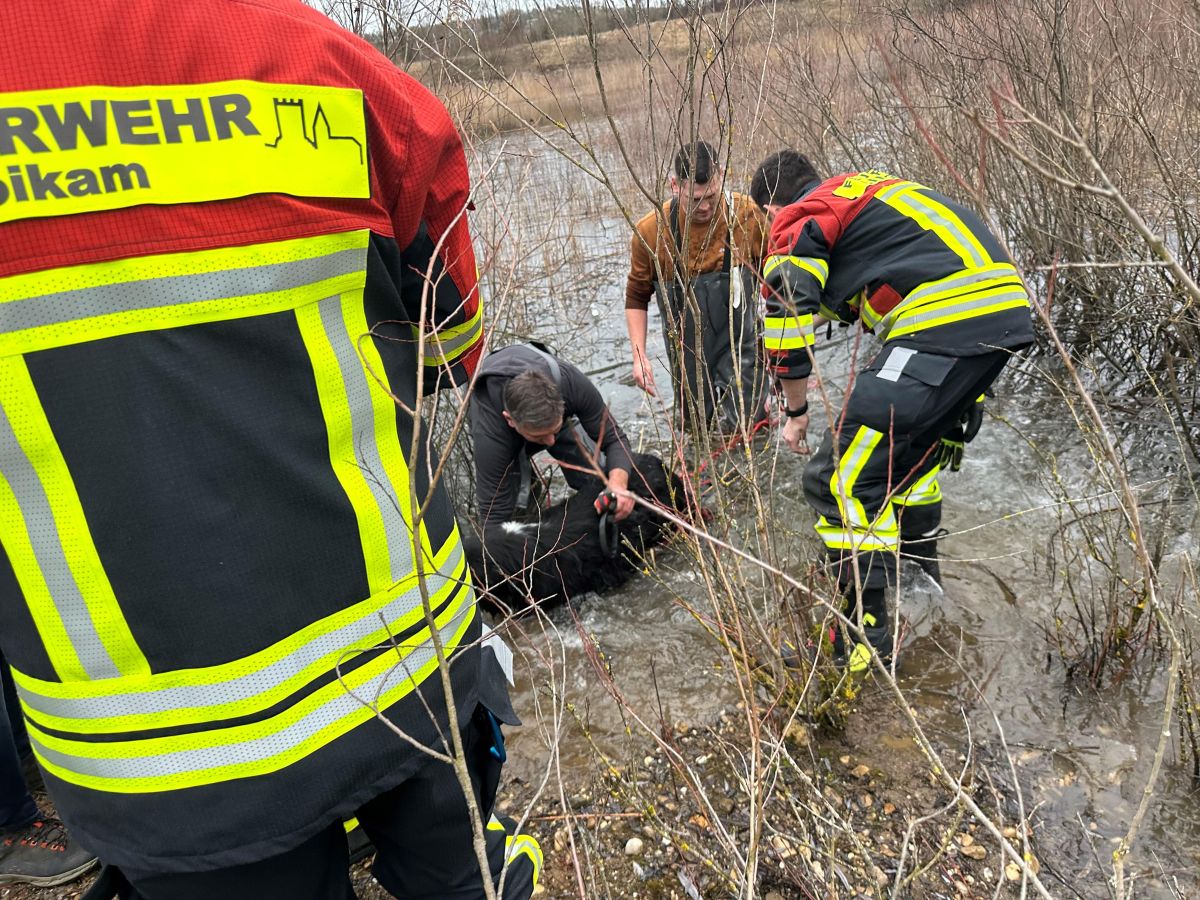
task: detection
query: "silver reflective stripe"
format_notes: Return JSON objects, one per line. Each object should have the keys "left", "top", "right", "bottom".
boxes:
{"left": 895, "top": 466, "right": 941, "bottom": 505}
{"left": 29, "top": 600, "right": 473, "bottom": 780}
{"left": 877, "top": 185, "right": 988, "bottom": 269}
{"left": 895, "top": 287, "right": 1029, "bottom": 332}
{"left": 834, "top": 427, "right": 881, "bottom": 528}
{"left": 425, "top": 315, "right": 482, "bottom": 361}
{"left": 318, "top": 296, "right": 414, "bottom": 586}
{"left": 876, "top": 346, "right": 916, "bottom": 382}
{"left": 17, "top": 542, "right": 464, "bottom": 724}
{"left": 762, "top": 324, "right": 802, "bottom": 341}
{"left": 902, "top": 265, "right": 1020, "bottom": 308}
{"left": 876, "top": 266, "right": 1023, "bottom": 338}
{"left": 0, "top": 407, "right": 119, "bottom": 680}
{"left": 0, "top": 249, "right": 365, "bottom": 335}
{"left": 764, "top": 255, "right": 829, "bottom": 287}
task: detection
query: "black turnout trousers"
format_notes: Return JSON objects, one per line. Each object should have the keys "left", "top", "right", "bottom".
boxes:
{"left": 107, "top": 706, "right": 537, "bottom": 900}
{"left": 802, "top": 344, "right": 1012, "bottom": 591}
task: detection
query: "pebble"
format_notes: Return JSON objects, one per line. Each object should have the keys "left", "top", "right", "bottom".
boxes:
{"left": 625, "top": 837, "right": 644, "bottom": 856}
{"left": 769, "top": 834, "right": 797, "bottom": 860}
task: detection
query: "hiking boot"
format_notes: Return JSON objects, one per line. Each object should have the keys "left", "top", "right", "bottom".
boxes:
{"left": 832, "top": 621, "right": 894, "bottom": 673}
{"left": 830, "top": 586, "right": 895, "bottom": 673}
{"left": 0, "top": 818, "right": 98, "bottom": 886}
{"left": 900, "top": 528, "right": 948, "bottom": 586}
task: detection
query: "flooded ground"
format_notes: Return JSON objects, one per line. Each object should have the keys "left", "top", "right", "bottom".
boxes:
{"left": 470, "top": 135, "right": 1200, "bottom": 896}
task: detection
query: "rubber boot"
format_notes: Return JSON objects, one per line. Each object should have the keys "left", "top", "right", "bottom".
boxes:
{"left": 900, "top": 528, "right": 947, "bottom": 586}
{"left": 831, "top": 586, "right": 894, "bottom": 673}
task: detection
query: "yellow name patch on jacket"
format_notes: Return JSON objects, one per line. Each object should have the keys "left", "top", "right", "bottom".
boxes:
{"left": 0, "top": 81, "right": 369, "bottom": 223}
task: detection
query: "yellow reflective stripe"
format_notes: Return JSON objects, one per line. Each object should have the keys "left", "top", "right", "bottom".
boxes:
{"left": 872, "top": 265, "right": 1026, "bottom": 339}
{"left": 0, "top": 357, "right": 147, "bottom": 682}
{"left": 15, "top": 540, "right": 465, "bottom": 735}
{"left": 297, "top": 289, "right": 419, "bottom": 595}
{"left": 895, "top": 466, "right": 942, "bottom": 507}
{"left": 419, "top": 301, "right": 483, "bottom": 367}
{"left": 0, "top": 230, "right": 370, "bottom": 357}
{"left": 28, "top": 592, "right": 476, "bottom": 793}
{"left": 344, "top": 817, "right": 360, "bottom": 833}
{"left": 888, "top": 288, "right": 1029, "bottom": 340}
{"left": 814, "top": 516, "right": 894, "bottom": 552}
{"left": 847, "top": 642, "right": 873, "bottom": 673}
{"left": 505, "top": 833, "right": 544, "bottom": 886}
{"left": 345, "top": 290, "right": 441, "bottom": 568}
{"left": 817, "top": 302, "right": 841, "bottom": 322}
{"left": 0, "top": 81, "right": 369, "bottom": 225}
{"left": 898, "top": 263, "right": 1019, "bottom": 308}
{"left": 763, "top": 254, "right": 829, "bottom": 288}
{"left": 297, "top": 299, "right": 392, "bottom": 593}
{"left": 824, "top": 427, "right": 899, "bottom": 550}
{"left": 762, "top": 313, "right": 815, "bottom": 351}
{"left": 832, "top": 426, "right": 882, "bottom": 531}
{"left": 875, "top": 183, "right": 990, "bottom": 269}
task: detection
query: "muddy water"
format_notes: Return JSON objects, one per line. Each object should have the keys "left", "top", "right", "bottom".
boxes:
{"left": 470, "top": 139, "right": 1199, "bottom": 895}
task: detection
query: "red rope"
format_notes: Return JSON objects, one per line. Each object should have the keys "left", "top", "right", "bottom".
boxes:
{"left": 692, "top": 416, "right": 773, "bottom": 478}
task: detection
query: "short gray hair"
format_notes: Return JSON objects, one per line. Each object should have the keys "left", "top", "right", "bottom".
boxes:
{"left": 503, "top": 370, "right": 565, "bottom": 430}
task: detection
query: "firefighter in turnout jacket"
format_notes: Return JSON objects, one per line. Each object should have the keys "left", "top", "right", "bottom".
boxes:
{"left": 751, "top": 151, "right": 1034, "bottom": 671}
{"left": 0, "top": 1, "right": 539, "bottom": 897}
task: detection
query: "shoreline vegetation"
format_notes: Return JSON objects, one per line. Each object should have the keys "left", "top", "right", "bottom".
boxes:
{"left": 402, "top": 0, "right": 1199, "bottom": 894}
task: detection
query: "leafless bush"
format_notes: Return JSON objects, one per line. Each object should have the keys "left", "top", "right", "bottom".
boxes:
{"left": 314, "top": 0, "right": 1200, "bottom": 896}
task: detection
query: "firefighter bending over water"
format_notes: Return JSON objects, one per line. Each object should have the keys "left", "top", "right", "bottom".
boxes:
{"left": 751, "top": 150, "right": 1034, "bottom": 672}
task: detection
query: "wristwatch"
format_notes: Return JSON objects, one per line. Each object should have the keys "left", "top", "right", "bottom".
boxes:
{"left": 784, "top": 402, "right": 809, "bottom": 418}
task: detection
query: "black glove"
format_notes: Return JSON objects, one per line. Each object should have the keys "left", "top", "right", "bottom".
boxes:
{"left": 938, "top": 424, "right": 965, "bottom": 472}
{"left": 962, "top": 394, "right": 985, "bottom": 443}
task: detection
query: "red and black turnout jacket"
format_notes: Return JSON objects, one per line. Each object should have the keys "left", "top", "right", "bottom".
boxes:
{"left": 762, "top": 170, "right": 1034, "bottom": 379}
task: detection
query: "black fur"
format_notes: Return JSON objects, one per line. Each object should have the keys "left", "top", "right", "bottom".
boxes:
{"left": 463, "top": 453, "right": 685, "bottom": 610}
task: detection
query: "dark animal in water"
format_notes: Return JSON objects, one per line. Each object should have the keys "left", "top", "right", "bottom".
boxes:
{"left": 463, "top": 453, "right": 685, "bottom": 610}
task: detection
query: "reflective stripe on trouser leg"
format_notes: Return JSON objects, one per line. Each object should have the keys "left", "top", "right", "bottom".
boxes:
{"left": 812, "top": 425, "right": 899, "bottom": 591}
{"left": 894, "top": 463, "right": 942, "bottom": 508}
{"left": 822, "top": 425, "right": 899, "bottom": 552}
{"left": 488, "top": 816, "right": 542, "bottom": 897}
